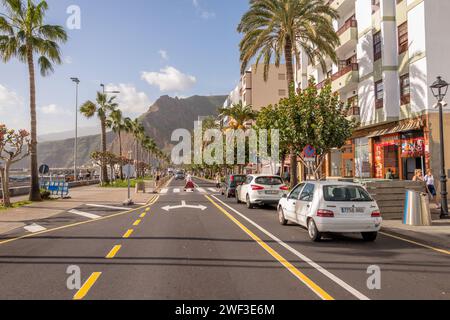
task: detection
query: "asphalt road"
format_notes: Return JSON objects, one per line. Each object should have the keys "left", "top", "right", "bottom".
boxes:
{"left": 0, "top": 177, "right": 448, "bottom": 300}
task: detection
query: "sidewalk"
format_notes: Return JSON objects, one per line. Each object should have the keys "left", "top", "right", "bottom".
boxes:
{"left": 381, "top": 211, "right": 450, "bottom": 250}
{"left": 0, "top": 185, "right": 155, "bottom": 236}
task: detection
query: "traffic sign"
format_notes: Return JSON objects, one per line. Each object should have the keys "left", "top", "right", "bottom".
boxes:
{"left": 39, "top": 164, "right": 50, "bottom": 175}
{"left": 123, "top": 164, "right": 135, "bottom": 178}
{"left": 303, "top": 145, "right": 316, "bottom": 158}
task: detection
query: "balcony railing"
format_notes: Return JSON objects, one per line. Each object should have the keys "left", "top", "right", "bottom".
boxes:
{"left": 331, "top": 63, "right": 359, "bottom": 81}
{"left": 337, "top": 19, "right": 357, "bottom": 36}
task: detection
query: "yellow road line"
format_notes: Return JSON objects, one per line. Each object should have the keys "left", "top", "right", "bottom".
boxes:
{"left": 380, "top": 231, "right": 450, "bottom": 255}
{"left": 140, "top": 212, "right": 147, "bottom": 218}
{"left": 123, "top": 229, "right": 134, "bottom": 239}
{"left": 133, "top": 219, "right": 141, "bottom": 226}
{"left": 145, "top": 207, "right": 150, "bottom": 212}
{"left": 205, "top": 195, "right": 334, "bottom": 301}
{"left": 106, "top": 245, "right": 122, "bottom": 259}
{"left": 73, "top": 272, "right": 102, "bottom": 300}
{"left": 0, "top": 196, "right": 160, "bottom": 247}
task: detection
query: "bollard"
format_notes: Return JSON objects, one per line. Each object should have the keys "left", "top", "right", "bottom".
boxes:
{"left": 403, "top": 190, "right": 432, "bottom": 226}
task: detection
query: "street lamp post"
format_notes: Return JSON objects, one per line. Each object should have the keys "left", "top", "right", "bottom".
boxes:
{"left": 430, "top": 76, "right": 449, "bottom": 219}
{"left": 71, "top": 77, "right": 80, "bottom": 182}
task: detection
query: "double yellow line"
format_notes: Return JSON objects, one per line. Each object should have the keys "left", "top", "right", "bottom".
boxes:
{"left": 205, "top": 195, "right": 334, "bottom": 301}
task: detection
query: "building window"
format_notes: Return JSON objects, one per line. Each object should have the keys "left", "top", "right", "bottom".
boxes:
{"left": 398, "top": 22, "right": 408, "bottom": 54}
{"left": 400, "top": 74, "right": 410, "bottom": 105}
{"left": 279, "top": 89, "right": 286, "bottom": 96}
{"left": 373, "top": 31, "right": 382, "bottom": 61}
{"left": 347, "top": 95, "right": 360, "bottom": 116}
{"left": 375, "top": 80, "right": 384, "bottom": 109}
{"left": 278, "top": 73, "right": 286, "bottom": 81}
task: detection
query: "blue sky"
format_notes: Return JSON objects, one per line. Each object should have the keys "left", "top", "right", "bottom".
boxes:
{"left": 0, "top": 0, "right": 248, "bottom": 135}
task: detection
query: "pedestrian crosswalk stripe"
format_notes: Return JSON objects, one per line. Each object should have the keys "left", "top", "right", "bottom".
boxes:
{"left": 69, "top": 209, "right": 101, "bottom": 220}
{"left": 208, "top": 188, "right": 217, "bottom": 192}
{"left": 173, "top": 188, "right": 181, "bottom": 193}
{"left": 197, "top": 188, "right": 206, "bottom": 193}
{"left": 160, "top": 188, "right": 168, "bottom": 194}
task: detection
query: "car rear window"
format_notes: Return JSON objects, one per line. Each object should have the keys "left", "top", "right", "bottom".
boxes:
{"left": 255, "top": 176, "right": 283, "bottom": 186}
{"left": 232, "top": 175, "right": 246, "bottom": 183}
{"left": 323, "top": 185, "right": 373, "bottom": 202}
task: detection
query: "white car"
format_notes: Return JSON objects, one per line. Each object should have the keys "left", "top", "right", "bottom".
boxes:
{"left": 277, "top": 181, "right": 382, "bottom": 242}
{"left": 236, "top": 175, "right": 289, "bottom": 209}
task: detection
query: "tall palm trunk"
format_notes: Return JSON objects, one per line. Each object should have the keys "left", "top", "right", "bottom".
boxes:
{"left": 27, "top": 44, "right": 42, "bottom": 201}
{"left": 100, "top": 116, "right": 109, "bottom": 184}
{"left": 118, "top": 131, "right": 124, "bottom": 180}
{"left": 285, "top": 36, "right": 298, "bottom": 187}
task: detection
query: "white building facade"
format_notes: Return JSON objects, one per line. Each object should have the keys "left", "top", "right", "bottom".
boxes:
{"left": 296, "top": 0, "right": 450, "bottom": 185}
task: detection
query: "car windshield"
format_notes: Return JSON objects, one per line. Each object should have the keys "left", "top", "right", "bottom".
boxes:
{"left": 323, "top": 185, "right": 373, "bottom": 202}
{"left": 255, "top": 176, "right": 283, "bottom": 186}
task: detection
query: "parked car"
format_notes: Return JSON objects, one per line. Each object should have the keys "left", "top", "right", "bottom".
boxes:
{"left": 175, "top": 171, "right": 186, "bottom": 180}
{"left": 236, "top": 175, "right": 289, "bottom": 209}
{"left": 277, "top": 181, "right": 382, "bottom": 242}
{"left": 221, "top": 175, "right": 247, "bottom": 198}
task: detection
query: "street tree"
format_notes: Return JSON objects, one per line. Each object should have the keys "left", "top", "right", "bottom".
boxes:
{"left": 0, "top": 0, "right": 68, "bottom": 201}
{"left": 80, "top": 92, "right": 118, "bottom": 184}
{"left": 0, "top": 125, "right": 31, "bottom": 207}
{"left": 238, "top": 0, "right": 340, "bottom": 186}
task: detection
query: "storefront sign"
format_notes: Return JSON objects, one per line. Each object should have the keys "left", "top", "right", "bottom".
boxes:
{"left": 401, "top": 137, "right": 425, "bottom": 158}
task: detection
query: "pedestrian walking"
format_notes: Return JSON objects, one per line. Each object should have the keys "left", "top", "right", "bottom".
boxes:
{"left": 425, "top": 169, "right": 441, "bottom": 209}
{"left": 215, "top": 173, "right": 221, "bottom": 190}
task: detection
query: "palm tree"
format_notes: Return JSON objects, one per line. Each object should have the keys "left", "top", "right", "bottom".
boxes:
{"left": 237, "top": 0, "right": 339, "bottom": 186}
{"left": 106, "top": 110, "right": 131, "bottom": 180}
{"left": 0, "top": 0, "right": 68, "bottom": 201}
{"left": 80, "top": 92, "right": 118, "bottom": 184}
{"left": 219, "top": 102, "right": 257, "bottom": 130}
{"left": 129, "top": 119, "right": 146, "bottom": 177}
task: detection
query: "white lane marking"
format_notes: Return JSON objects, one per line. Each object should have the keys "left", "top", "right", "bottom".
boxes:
{"left": 69, "top": 209, "right": 101, "bottom": 220}
{"left": 208, "top": 188, "right": 217, "bottom": 193}
{"left": 85, "top": 204, "right": 127, "bottom": 211}
{"left": 160, "top": 188, "right": 169, "bottom": 194}
{"left": 197, "top": 188, "right": 207, "bottom": 193}
{"left": 24, "top": 224, "right": 47, "bottom": 233}
{"left": 162, "top": 201, "right": 207, "bottom": 212}
{"left": 173, "top": 188, "right": 181, "bottom": 193}
{"left": 211, "top": 195, "right": 370, "bottom": 301}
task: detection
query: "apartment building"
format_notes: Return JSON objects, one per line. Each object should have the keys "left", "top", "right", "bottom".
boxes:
{"left": 224, "top": 64, "right": 288, "bottom": 111}
{"left": 296, "top": 0, "right": 450, "bottom": 185}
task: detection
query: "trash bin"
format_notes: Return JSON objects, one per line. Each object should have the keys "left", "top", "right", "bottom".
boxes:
{"left": 403, "top": 190, "right": 432, "bottom": 226}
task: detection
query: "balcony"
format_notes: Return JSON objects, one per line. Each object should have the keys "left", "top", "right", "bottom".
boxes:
{"left": 336, "top": 19, "right": 357, "bottom": 57}
{"left": 331, "top": 63, "right": 359, "bottom": 92}
{"left": 328, "top": 0, "right": 356, "bottom": 12}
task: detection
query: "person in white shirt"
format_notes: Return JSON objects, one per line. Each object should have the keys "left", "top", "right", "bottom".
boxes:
{"left": 424, "top": 169, "right": 441, "bottom": 209}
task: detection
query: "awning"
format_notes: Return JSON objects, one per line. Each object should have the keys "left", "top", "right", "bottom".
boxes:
{"left": 352, "top": 118, "right": 425, "bottom": 139}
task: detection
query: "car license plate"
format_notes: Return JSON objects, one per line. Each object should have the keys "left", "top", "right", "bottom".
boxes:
{"left": 266, "top": 190, "right": 279, "bottom": 195}
{"left": 341, "top": 207, "right": 365, "bottom": 214}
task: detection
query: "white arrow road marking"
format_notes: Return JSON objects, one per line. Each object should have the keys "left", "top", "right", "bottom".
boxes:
{"left": 160, "top": 188, "right": 169, "bottom": 194}
{"left": 24, "top": 224, "right": 47, "bottom": 233}
{"left": 173, "top": 188, "right": 181, "bottom": 193}
{"left": 69, "top": 209, "right": 101, "bottom": 220}
{"left": 85, "top": 204, "right": 127, "bottom": 211}
{"left": 162, "top": 201, "right": 207, "bottom": 212}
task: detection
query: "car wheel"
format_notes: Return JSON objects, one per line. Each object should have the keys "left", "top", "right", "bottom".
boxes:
{"left": 361, "top": 232, "right": 378, "bottom": 242}
{"left": 308, "top": 219, "right": 322, "bottom": 242}
{"left": 278, "top": 207, "right": 288, "bottom": 226}
{"left": 246, "top": 195, "right": 254, "bottom": 209}
{"left": 226, "top": 191, "right": 232, "bottom": 199}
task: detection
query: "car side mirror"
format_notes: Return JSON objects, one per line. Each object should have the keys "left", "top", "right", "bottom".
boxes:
{"left": 282, "top": 194, "right": 287, "bottom": 198}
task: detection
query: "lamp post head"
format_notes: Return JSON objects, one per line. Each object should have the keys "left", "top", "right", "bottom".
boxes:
{"left": 430, "top": 76, "right": 449, "bottom": 102}
{"left": 71, "top": 77, "right": 80, "bottom": 84}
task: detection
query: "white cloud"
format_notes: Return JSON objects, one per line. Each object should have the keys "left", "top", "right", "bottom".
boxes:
{"left": 0, "top": 84, "right": 27, "bottom": 129}
{"left": 105, "top": 83, "right": 151, "bottom": 115}
{"left": 141, "top": 66, "right": 196, "bottom": 92}
{"left": 39, "top": 104, "right": 69, "bottom": 115}
{"left": 158, "top": 50, "right": 169, "bottom": 61}
{"left": 192, "top": 0, "right": 216, "bottom": 20}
